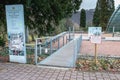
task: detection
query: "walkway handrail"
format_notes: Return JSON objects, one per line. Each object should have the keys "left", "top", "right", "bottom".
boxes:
{"left": 51, "top": 32, "right": 67, "bottom": 41}
{"left": 73, "top": 35, "right": 82, "bottom": 67}
{"left": 35, "top": 32, "right": 68, "bottom": 65}
{"left": 36, "top": 35, "right": 82, "bottom": 67}
{"left": 42, "top": 32, "right": 67, "bottom": 47}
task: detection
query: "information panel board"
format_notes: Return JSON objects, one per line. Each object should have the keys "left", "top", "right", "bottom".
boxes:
{"left": 6, "top": 5, "right": 26, "bottom": 63}
{"left": 88, "top": 27, "right": 102, "bottom": 44}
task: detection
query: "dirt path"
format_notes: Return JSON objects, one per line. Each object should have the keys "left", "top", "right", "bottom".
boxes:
{"left": 52, "top": 33, "right": 120, "bottom": 56}
{"left": 80, "top": 41, "right": 120, "bottom": 56}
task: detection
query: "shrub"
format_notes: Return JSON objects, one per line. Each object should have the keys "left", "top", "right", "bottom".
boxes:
{"left": 76, "top": 56, "right": 120, "bottom": 72}
{"left": 0, "top": 36, "right": 5, "bottom": 47}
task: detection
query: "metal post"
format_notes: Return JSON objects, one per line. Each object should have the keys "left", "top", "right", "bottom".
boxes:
{"left": 95, "top": 43, "right": 97, "bottom": 64}
{"left": 50, "top": 39, "right": 52, "bottom": 54}
{"left": 73, "top": 26, "right": 75, "bottom": 39}
{"left": 79, "top": 36, "right": 82, "bottom": 52}
{"left": 69, "top": 27, "right": 71, "bottom": 41}
{"left": 66, "top": 36, "right": 67, "bottom": 44}
{"left": 39, "top": 44, "right": 41, "bottom": 55}
{"left": 112, "top": 26, "right": 115, "bottom": 37}
{"left": 73, "top": 39, "right": 77, "bottom": 68}
{"left": 35, "top": 39, "right": 38, "bottom": 65}
{"left": 77, "top": 38, "right": 79, "bottom": 53}
{"left": 63, "top": 36, "right": 64, "bottom": 46}
{"left": 58, "top": 37, "right": 60, "bottom": 49}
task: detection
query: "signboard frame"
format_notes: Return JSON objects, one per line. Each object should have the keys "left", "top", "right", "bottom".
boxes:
{"left": 6, "top": 4, "right": 26, "bottom": 63}
{"left": 88, "top": 27, "right": 102, "bottom": 64}
{"left": 88, "top": 27, "right": 102, "bottom": 44}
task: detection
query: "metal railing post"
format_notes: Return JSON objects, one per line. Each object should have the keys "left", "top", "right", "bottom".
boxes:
{"left": 63, "top": 36, "right": 64, "bottom": 46}
{"left": 73, "top": 39, "right": 77, "bottom": 67}
{"left": 58, "top": 37, "right": 60, "bottom": 49}
{"left": 35, "top": 39, "right": 38, "bottom": 65}
{"left": 66, "top": 36, "right": 67, "bottom": 44}
{"left": 50, "top": 38, "right": 53, "bottom": 54}
{"left": 39, "top": 44, "right": 41, "bottom": 55}
{"left": 73, "top": 35, "right": 82, "bottom": 67}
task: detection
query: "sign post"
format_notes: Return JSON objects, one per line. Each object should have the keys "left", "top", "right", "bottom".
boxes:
{"left": 88, "top": 27, "right": 102, "bottom": 64}
{"left": 6, "top": 5, "right": 26, "bottom": 63}
{"left": 95, "top": 43, "right": 97, "bottom": 64}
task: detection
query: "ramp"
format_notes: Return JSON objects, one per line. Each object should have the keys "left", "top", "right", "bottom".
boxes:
{"left": 38, "top": 36, "right": 82, "bottom": 68}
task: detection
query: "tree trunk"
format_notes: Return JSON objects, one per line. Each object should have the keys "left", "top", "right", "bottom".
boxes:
{"left": 38, "top": 34, "right": 41, "bottom": 38}
{"left": 31, "top": 34, "right": 35, "bottom": 41}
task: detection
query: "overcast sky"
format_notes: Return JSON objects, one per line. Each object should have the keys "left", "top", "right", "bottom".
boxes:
{"left": 80, "top": 0, "right": 120, "bottom": 10}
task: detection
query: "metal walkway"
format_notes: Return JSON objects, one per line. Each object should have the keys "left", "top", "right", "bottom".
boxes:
{"left": 38, "top": 36, "right": 82, "bottom": 68}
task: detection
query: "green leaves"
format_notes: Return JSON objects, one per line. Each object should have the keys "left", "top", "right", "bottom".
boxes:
{"left": 93, "top": 0, "right": 115, "bottom": 31}
{"left": 0, "top": 0, "right": 82, "bottom": 36}
{"left": 0, "top": 36, "right": 5, "bottom": 47}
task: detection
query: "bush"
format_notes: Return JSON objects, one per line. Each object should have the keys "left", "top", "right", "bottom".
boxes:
{"left": 76, "top": 56, "right": 120, "bottom": 72}
{"left": 0, "top": 36, "right": 5, "bottom": 47}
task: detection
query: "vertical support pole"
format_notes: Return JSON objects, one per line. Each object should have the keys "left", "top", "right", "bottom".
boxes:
{"left": 112, "top": 26, "right": 115, "bottom": 37}
{"left": 95, "top": 43, "right": 97, "bottom": 64}
{"left": 63, "top": 36, "right": 64, "bottom": 46}
{"left": 35, "top": 39, "right": 38, "bottom": 65}
{"left": 66, "top": 36, "right": 67, "bottom": 44}
{"left": 73, "top": 26, "right": 75, "bottom": 39}
{"left": 58, "top": 37, "right": 60, "bottom": 49}
{"left": 50, "top": 39, "right": 52, "bottom": 54}
{"left": 73, "top": 39, "right": 77, "bottom": 68}
{"left": 78, "top": 38, "right": 80, "bottom": 53}
{"left": 77, "top": 38, "right": 79, "bottom": 53}
{"left": 39, "top": 44, "right": 41, "bottom": 55}
{"left": 69, "top": 27, "right": 71, "bottom": 41}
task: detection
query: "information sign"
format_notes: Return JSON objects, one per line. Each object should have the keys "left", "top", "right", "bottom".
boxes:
{"left": 88, "top": 27, "right": 102, "bottom": 44}
{"left": 6, "top": 5, "right": 26, "bottom": 63}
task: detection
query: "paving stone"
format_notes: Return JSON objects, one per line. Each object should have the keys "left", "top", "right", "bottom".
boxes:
{"left": 90, "top": 77, "right": 97, "bottom": 80}
{"left": 70, "top": 76, "right": 77, "bottom": 80}
{"left": 36, "top": 77, "right": 44, "bottom": 80}
{"left": 51, "top": 75, "right": 58, "bottom": 78}
{"left": 0, "top": 63, "right": 120, "bottom": 80}
{"left": 103, "top": 78, "right": 110, "bottom": 80}
{"left": 115, "top": 74, "right": 120, "bottom": 79}
{"left": 77, "top": 77, "right": 83, "bottom": 80}
{"left": 58, "top": 74, "right": 65, "bottom": 77}
{"left": 64, "top": 76, "right": 70, "bottom": 80}
{"left": 49, "top": 78, "right": 56, "bottom": 80}
{"left": 97, "top": 79, "right": 104, "bottom": 80}
{"left": 57, "top": 76, "right": 64, "bottom": 80}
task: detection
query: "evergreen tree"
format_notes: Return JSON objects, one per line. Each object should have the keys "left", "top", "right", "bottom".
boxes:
{"left": 93, "top": 0, "right": 100, "bottom": 26}
{"left": 80, "top": 9, "right": 86, "bottom": 28}
{"left": 93, "top": 0, "right": 114, "bottom": 31}
{"left": 0, "top": 0, "right": 82, "bottom": 36}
